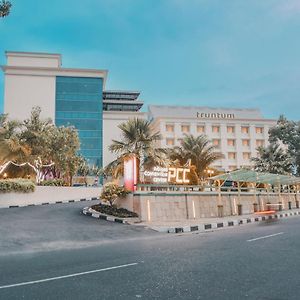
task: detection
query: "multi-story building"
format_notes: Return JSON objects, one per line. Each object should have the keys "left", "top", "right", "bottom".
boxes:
{"left": 148, "top": 105, "right": 277, "bottom": 171}
{"left": 1, "top": 51, "right": 144, "bottom": 168}
{"left": 1, "top": 51, "right": 277, "bottom": 172}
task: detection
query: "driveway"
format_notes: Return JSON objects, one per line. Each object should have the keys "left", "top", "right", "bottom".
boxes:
{"left": 0, "top": 201, "right": 160, "bottom": 256}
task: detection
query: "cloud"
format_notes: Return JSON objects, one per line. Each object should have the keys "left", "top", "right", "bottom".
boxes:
{"left": 275, "top": 0, "right": 300, "bottom": 17}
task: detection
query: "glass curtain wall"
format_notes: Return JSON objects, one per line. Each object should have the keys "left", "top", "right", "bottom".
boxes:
{"left": 55, "top": 76, "right": 103, "bottom": 167}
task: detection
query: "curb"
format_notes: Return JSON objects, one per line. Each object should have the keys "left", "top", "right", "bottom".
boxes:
{"left": 82, "top": 207, "right": 139, "bottom": 225}
{"left": 162, "top": 210, "right": 300, "bottom": 234}
{"left": 2, "top": 197, "right": 100, "bottom": 209}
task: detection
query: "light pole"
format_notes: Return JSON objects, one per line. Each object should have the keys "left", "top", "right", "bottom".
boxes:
{"left": 205, "top": 169, "right": 214, "bottom": 191}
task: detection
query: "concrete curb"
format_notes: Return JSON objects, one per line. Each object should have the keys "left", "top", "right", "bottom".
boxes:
{"left": 2, "top": 197, "right": 99, "bottom": 209}
{"left": 82, "top": 207, "right": 300, "bottom": 233}
{"left": 158, "top": 210, "right": 300, "bottom": 233}
{"left": 82, "top": 207, "right": 140, "bottom": 225}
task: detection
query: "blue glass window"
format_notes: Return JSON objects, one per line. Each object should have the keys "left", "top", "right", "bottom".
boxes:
{"left": 55, "top": 76, "right": 103, "bottom": 167}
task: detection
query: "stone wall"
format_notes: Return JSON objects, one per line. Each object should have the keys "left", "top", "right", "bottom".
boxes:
{"left": 121, "top": 191, "right": 300, "bottom": 222}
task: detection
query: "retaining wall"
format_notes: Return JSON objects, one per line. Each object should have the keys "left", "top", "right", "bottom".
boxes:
{"left": 0, "top": 186, "right": 102, "bottom": 208}
{"left": 117, "top": 192, "right": 300, "bottom": 222}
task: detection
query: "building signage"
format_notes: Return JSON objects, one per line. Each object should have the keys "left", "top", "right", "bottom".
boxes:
{"left": 124, "top": 157, "right": 138, "bottom": 192}
{"left": 197, "top": 112, "right": 235, "bottom": 119}
{"left": 144, "top": 166, "right": 190, "bottom": 184}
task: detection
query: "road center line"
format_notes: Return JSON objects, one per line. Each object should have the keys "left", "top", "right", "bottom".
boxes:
{"left": 0, "top": 262, "right": 139, "bottom": 290}
{"left": 247, "top": 232, "right": 284, "bottom": 242}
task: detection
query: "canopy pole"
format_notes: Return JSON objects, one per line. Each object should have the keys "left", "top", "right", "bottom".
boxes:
{"left": 255, "top": 172, "right": 261, "bottom": 210}
{"left": 237, "top": 181, "right": 241, "bottom": 205}
{"left": 277, "top": 177, "right": 283, "bottom": 209}
{"left": 253, "top": 182, "right": 257, "bottom": 205}
{"left": 288, "top": 184, "right": 291, "bottom": 206}
{"left": 217, "top": 180, "right": 221, "bottom": 206}
{"left": 267, "top": 184, "right": 270, "bottom": 202}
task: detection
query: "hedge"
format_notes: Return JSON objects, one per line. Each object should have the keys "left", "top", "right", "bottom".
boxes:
{"left": 0, "top": 179, "right": 35, "bottom": 193}
{"left": 38, "top": 179, "right": 65, "bottom": 187}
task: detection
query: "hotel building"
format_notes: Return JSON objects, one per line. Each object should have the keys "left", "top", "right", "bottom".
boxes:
{"left": 1, "top": 51, "right": 277, "bottom": 171}
{"left": 149, "top": 105, "right": 277, "bottom": 171}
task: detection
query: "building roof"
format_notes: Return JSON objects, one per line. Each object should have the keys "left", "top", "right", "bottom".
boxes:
{"left": 148, "top": 105, "right": 274, "bottom": 121}
{"left": 2, "top": 51, "right": 108, "bottom": 87}
{"left": 211, "top": 169, "right": 300, "bottom": 185}
{"left": 103, "top": 90, "right": 143, "bottom": 112}
{"left": 103, "top": 90, "right": 140, "bottom": 101}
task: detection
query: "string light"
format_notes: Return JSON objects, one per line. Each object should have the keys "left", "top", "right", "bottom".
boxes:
{"left": 0, "top": 159, "right": 54, "bottom": 182}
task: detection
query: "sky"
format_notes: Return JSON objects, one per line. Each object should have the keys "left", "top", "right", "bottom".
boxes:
{"left": 0, "top": 0, "right": 300, "bottom": 120}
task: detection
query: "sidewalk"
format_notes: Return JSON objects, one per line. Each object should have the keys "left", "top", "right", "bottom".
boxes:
{"left": 133, "top": 209, "right": 300, "bottom": 233}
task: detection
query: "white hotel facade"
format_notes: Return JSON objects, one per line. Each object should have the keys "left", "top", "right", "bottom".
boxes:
{"left": 1, "top": 51, "right": 277, "bottom": 171}
{"left": 149, "top": 105, "right": 276, "bottom": 171}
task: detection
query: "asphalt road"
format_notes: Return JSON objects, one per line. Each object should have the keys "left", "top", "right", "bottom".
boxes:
{"left": 1, "top": 202, "right": 300, "bottom": 300}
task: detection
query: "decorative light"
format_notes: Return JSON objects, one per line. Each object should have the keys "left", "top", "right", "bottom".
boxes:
{"left": 205, "top": 169, "right": 214, "bottom": 177}
{"left": 0, "top": 159, "right": 55, "bottom": 183}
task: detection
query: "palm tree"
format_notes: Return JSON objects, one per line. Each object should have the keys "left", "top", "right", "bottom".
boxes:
{"left": 251, "top": 143, "right": 293, "bottom": 175}
{"left": 105, "top": 118, "right": 167, "bottom": 179}
{"left": 168, "top": 134, "right": 224, "bottom": 183}
{"left": 0, "top": 1, "right": 11, "bottom": 18}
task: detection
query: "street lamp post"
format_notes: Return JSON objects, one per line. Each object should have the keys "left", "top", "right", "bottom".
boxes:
{"left": 205, "top": 169, "right": 214, "bottom": 191}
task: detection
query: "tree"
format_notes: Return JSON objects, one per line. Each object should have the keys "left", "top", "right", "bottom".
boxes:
{"left": 256, "top": 143, "right": 293, "bottom": 176}
{"left": 168, "top": 134, "right": 224, "bottom": 183}
{"left": 0, "top": 110, "right": 54, "bottom": 182}
{"left": 19, "top": 107, "right": 53, "bottom": 158}
{"left": 0, "top": 114, "right": 31, "bottom": 164}
{"left": 251, "top": 143, "right": 293, "bottom": 175}
{"left": 46, "top": 125, "right": 81, "bottom": 186}
{"left": 269, "top": 115, "right": 300, "bottom": 175}
{"left": 18, "top": 107, "right": 55, "bottom": 183}
{"left": 1, "top": 107, "right": 83, "bottom": 185}
{"left": 0, "top": 0, "right": 11, "bottom": 18}
{"left": 100, "top": 182, "right": 129, "bottom": 207}
{"left": 77, "top": 156, "right": 90, "bottom": 177}
{"left": 105, "top": 118, "right": 167, "bottom": 179}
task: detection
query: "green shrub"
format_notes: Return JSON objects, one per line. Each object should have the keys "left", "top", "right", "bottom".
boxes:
{"left": 100, "top": 182, "right": 130, "bottom": 206}
{"left": 0, "top": 178, "right": 35, "bottom": 193}
{"left": 38, "top": 179, "right": 65, "bottom": 186}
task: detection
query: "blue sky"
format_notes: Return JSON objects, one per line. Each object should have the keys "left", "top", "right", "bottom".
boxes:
{"left": 0, "top": 0, "right": 300, "bottom": 119}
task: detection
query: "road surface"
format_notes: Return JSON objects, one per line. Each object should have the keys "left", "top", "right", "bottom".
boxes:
{"left": 0, "top": 202, "right": 299, "bottom": 299}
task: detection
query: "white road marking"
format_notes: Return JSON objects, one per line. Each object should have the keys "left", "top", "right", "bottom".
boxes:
{"left": 0, "top": 262, "right": 138, "bottom": 290}
{"left": 247, "top": 232, "right": 284, "bottom": 242}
